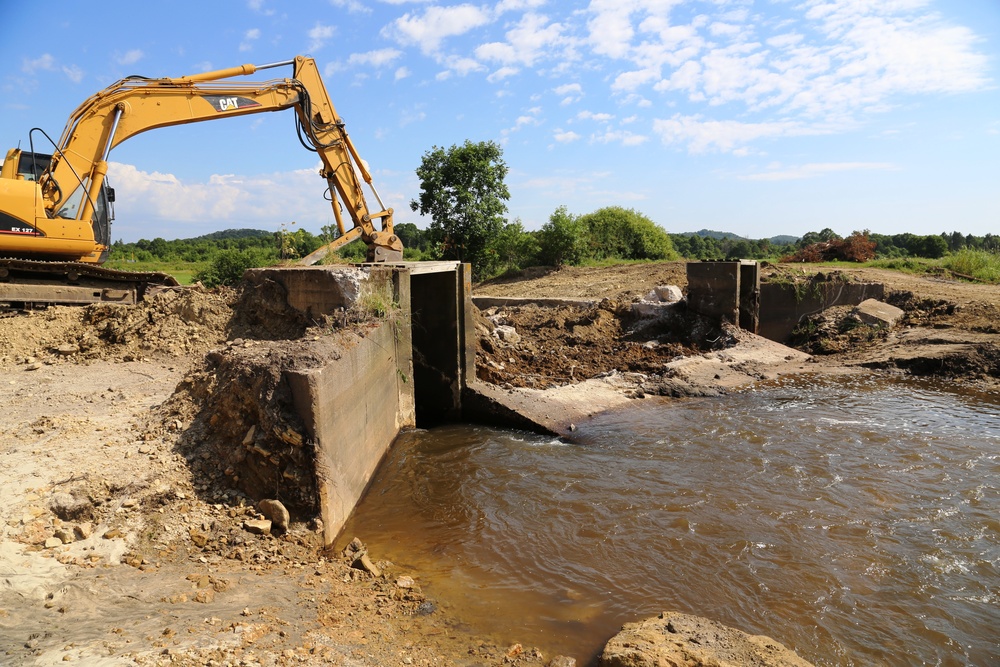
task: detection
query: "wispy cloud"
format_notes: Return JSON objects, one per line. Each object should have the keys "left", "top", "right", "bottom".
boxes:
{"left": 553, "top": 129, "right": 580, "bottom": 143}
{"left": 308, "top": 23, "right": 336, "bottom": 52}
{"left": 116, "top": 49, "right": 144, "bottom": 66}
{"left": 21, "top": 54, "right": 85, "bottom": 83}
{"left": 329, "top": 0, "right": 370, "bottom": 13}
{"left": 742, "top": 162, "right": 897, "bottom": 181}
{"left": 22, "top": 54, "right": 55, "bottom": 74}
{"left": 653, "top": 115, "right": 824, "bottom": 154}
{"left": 239, "top": 29, "right": 261, "bottom": 52}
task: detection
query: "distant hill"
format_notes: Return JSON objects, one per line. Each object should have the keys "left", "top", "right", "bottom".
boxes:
{"left": 678, "top": 229, "right": 799, "bottom": 245}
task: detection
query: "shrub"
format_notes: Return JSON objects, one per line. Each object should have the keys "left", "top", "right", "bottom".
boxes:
{"left": 195, "top": 248, "right": 272, "bottom": 287}
{"left": 538, "top": 206, "right": 588, "bottom": 266}
{"left": 577, "top": 206, "right": 676, "bottom": 261}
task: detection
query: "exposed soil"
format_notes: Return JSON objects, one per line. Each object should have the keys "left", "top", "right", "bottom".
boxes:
{"left": 0, "top": 289, "right": 537, "bottom": 667}
{"left": 476, "top": 263, "right": 1000, "bottom": 392}
{"left": 2, "top": 261, "right": 998, "bottom": 666}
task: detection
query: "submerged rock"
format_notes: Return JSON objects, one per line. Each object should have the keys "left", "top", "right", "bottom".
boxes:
{"left": 601, "top": 611, "right": 814, "bottom": 667}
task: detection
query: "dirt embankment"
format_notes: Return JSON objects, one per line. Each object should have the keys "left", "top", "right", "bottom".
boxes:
{"left": 0, "top": 288, "right": 541, "bottom": 667}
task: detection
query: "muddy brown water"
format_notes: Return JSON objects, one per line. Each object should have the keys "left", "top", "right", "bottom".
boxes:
{"left": 340, "top": 376, "right": 1000, "bottom": 666}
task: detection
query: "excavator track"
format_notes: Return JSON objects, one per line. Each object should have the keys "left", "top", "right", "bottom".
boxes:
{"left": 0, "top": 259, "right": 179, "bottom": 308}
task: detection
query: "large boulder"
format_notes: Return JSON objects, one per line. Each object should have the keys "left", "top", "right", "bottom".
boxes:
{"left": 601, "top": 611, "right": 814, "bottom": 667}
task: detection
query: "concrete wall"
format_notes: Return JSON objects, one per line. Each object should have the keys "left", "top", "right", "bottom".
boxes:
{"left": 285, "top": 314, "right": 415, "bottom": 545}
{"left": 758, "top": 281, "right": 885, "bottom": 342}
{"left": 249, "top": 262, "right": 474, "bottom": 544}
{"left": 687, "top": 262, "right": 741, "bottom": 324}
{"left": 686, "top": 261, "right": 884, "bottom": 344}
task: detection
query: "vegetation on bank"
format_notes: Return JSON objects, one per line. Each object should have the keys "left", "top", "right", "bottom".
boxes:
{"left": 107, "top": 223, "right": 1000, "bottom": 287}
{"left": 105, "top": 141, "right": 999, "bottom": 286}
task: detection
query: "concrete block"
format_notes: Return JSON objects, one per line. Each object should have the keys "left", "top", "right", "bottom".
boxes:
{"left": 687, "top": 262, "right": 740, "bottom": 324}
{"left": 243, "top": 266, "right": 365, "bottom": 316}
{"left": 853, "top": 299, "right": 904, "bottom": 328}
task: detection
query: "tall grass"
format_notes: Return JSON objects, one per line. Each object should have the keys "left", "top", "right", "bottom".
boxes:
{"left": 943, "top": 249, "right": 1000, "bottom": 283}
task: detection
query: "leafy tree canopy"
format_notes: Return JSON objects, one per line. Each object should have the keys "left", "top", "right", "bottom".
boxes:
{"left": 410, "top": 139, "right": 510, "bottom": 277}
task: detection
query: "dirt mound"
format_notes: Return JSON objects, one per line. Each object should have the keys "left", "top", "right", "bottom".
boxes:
{"left": 476, "top": 299, "right": 727, "bottom": 390}
{"left": 0, "top": 286, "right": 233, "bottom": 366}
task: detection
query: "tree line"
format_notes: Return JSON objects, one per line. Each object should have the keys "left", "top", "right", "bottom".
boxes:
{"left": 109, "top": 139, "right": 998, "bottom": 285}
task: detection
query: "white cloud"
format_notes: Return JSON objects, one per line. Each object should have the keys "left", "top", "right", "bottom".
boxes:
{"left": 116, "top": 49, "right": 144, "bottom": 66}
{"left": 247, "top": 0, "right": 274, "bottom": 15}
{"left": 62, "top": 65, "right": 85, "bottom": 83}
{"left": 329, "top": 0, "right": 370, "bottom": 13}
{"left": 652, "top": 114, "right": 819, "bottom": 153}
{"left": 488, "top": 66, "right": 520, "bottom": 82}
{"left": 553, "top": 129, "right": 581, "bottom": 143}
{"left": 496, "top": 0, "right": 547, "bottom": 12}
{"left": 394, "top": 67, "right": 411, "bottom": 81}
{"left": 385, "top": 4, "right": 491, "bottom": 55}
{"left": 107, "top": 162, "right": 327, "bottom": 233}
{"left": 475, "top": 12, "right": 567, "bottom": 67}
{"left": 554, "top": 83, "right": 581, "bottom": 96}
{"left": 348, "top": 48, "right": 404, "bottom": 68}
{"left": 22, "top": 54, "right": 55, "bottom": 74}
{"left": 240, "top": 29, "right": 261, "bottom": 52}
{"left": 742, "top": 162, "right": 897, "bottom": 181}
{"left": 439, "top": 55, "right": 486, "bottom": 77}
{"left": 577, "top": 110, "right": 614, "bottom": 122}
{"left": 581, "top": 0, "right": 989, "bottom": 149}
{"left": 308, "top": 23, "right": 336, "bottom": 52}
{"left": 591, "top": 129, "right": 648, "bottom": 146}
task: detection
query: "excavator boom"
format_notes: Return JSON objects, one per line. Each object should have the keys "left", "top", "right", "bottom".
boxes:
{"left": 0, "top": 55, "right": 402, "bottom": 307}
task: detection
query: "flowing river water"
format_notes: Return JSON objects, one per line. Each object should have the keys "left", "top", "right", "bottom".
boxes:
{"left": 339, "top": 375, "right": 1000, "bottom": 665}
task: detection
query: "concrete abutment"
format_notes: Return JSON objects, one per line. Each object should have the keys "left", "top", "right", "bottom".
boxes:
{"left": 221, "top": 263, "right": 477, "bottom": 545}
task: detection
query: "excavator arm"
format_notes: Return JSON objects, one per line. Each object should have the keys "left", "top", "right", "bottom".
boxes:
{"left": 2, "top": 56, "right": 401, "bottom": 264}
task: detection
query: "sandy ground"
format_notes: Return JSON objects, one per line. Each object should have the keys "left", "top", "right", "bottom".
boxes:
{"left": 2, "top": 262, "right": 998, "bottom": 666}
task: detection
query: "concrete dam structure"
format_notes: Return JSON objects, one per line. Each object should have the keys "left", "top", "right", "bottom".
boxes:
{"left": 198, "top": 262, "right": 478, "bottom": 545}
{"left": 210, "top": 260, "right": 883, "bottom": 547}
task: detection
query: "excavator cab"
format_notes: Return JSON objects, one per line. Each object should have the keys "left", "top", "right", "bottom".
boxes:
{"left": 11, "top": 150, "right": 113, "bottom": 255}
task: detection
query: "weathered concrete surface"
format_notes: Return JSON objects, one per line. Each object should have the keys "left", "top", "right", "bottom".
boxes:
{"left": 286, "top": 318, "right": 414, "bottom": 545}
{"left": 758, "top": 280, "right": 884, "bottom": 342}
{"left": 687, "top": 262, "right": 740, "bottom": 325}
{"left": 463, "top": 379, "right": 633, "bottom": 436}
{"left": 853, "top": 298, "right": 904, "bottom": 328}
{"left": 464, "top": 328, "right": 812, "bottom": 438}
{"left": 601, "top": 611, "right": 814, "bottom": 667}
{"left": 243, "top": 265, "right": 365, "bottom": 317}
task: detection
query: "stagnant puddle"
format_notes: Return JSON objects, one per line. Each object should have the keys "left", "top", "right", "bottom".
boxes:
{"left": 340, "top": 376, "right": 1000, "bottom": 665}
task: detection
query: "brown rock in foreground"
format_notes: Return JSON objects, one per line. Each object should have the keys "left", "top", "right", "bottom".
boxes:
{"left": 601, "top": 611, "right": 814, "bottom": 667}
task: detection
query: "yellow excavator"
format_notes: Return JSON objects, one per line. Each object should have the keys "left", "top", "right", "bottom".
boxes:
{"left": 0, "top": 55, "right": 402, "bottom": 306}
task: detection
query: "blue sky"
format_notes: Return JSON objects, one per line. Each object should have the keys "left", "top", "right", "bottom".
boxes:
{"left": 2, "top": 0, "right": 997, "bottom": 243}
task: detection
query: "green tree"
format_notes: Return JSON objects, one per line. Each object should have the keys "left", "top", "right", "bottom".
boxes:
{"left": 918, "top": 234, "right": 948, "bottom": 259}
{"left": 489, "top": 219, "right": 539, "bottom": 274}
{"left": 538, "top": 206, "right": 588, "bottom": 265}
{"left": 410, "top": 140, "right": 510, "bottom": 278}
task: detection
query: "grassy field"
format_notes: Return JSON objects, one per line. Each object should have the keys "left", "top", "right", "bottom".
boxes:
{"left": 103, "top": 260, "right": 208, "bottom": 285}
{"left": 864, "top": 249, "right": 1000, "bottom": 284}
